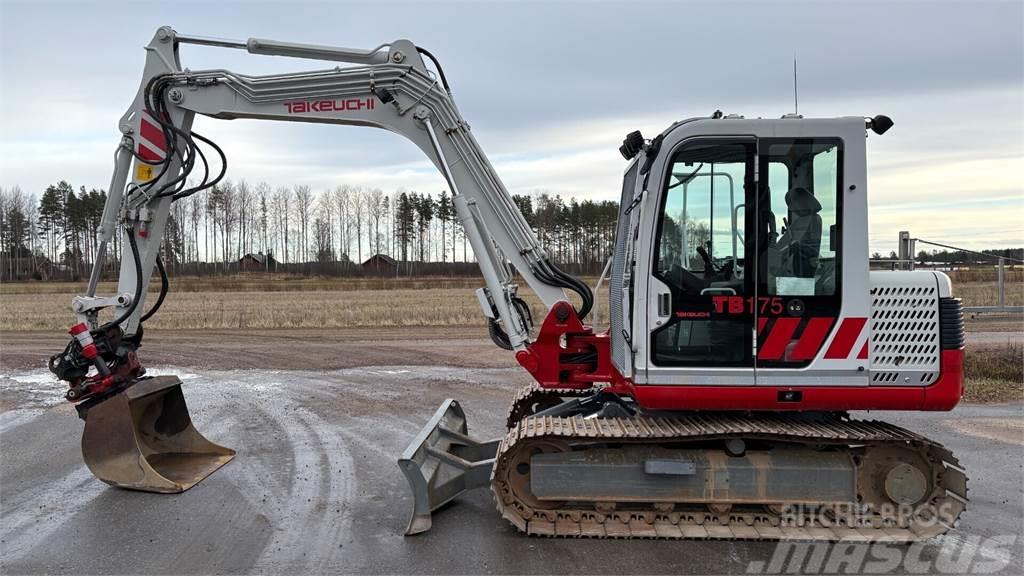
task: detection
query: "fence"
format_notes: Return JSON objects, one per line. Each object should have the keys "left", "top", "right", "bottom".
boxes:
{"left": 880, "top": 231, "right": 1023, "bottom": 314}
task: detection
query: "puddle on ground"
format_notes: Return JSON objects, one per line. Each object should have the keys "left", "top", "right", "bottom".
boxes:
{"left": 0, "top": 368, "right": 202, "bottom": 411}
{"left": 0, "top": 365, "right": 519, "bottom": 413}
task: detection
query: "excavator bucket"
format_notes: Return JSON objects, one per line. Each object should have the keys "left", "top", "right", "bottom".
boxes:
{"left": 399, "top": 399, "right": 499, "bottom": 535}
{"left": 78, "top": 375, "right": 235, "bottom": 493}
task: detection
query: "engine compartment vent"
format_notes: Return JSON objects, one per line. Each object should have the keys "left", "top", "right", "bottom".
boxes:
{"left": 868, "top": 276, "right": 941, "bottom": 386}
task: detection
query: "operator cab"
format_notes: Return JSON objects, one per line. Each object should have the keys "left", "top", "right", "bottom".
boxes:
{"left": 610, "top": 115, "right": 870, "bottom": 386}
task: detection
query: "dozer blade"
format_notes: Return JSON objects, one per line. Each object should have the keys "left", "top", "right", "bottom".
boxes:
{"left": 398, "top": 399, "right": 499, "bottom": 535}
{"left": 78, "top": 375, "right": 235, "bottom": 493}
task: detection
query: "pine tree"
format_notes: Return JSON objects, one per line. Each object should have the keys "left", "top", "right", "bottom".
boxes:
{"left": 38, "top": 184, "right": 64, "bottom": 263}
{"left": 397, "top": 191, "right": 415, "bottom": 265}
{"left": 437, "top": 191, "right": 452, "bottom": 263}
{"left": 416, "top": 193, "right": 434, "bottom": 262}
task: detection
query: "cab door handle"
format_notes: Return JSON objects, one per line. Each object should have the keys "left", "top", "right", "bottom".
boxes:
{"left": 658, "top": 293, "right": 671, "bottom": 316}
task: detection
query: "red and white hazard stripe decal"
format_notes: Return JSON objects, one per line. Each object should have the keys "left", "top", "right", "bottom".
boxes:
{"left": 137, "top": 111, "right": 168, "bottom": 161}
{"left": 757, "top": 316, "right": 867, "bottom": 362}
{"left": 791, "top": 317, "right": 835, "bottom": 361}
{"left": 758, "top": 317, "right": 801, "bottom": 360}
{"left": 823, "top": 317, "right": 867, "bottom": 359}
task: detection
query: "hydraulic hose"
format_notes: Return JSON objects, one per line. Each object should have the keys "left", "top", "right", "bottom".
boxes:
{"left": 174, "top": 130, "right": 227, "bottom": 200}
{"left": 415, "top": 47, "right": 451, "bottom": 92}
{"left": 553, "top": 267, "right": 594, "bottom": 319}
{"left": 140, "top": 255, "right": 168, "bottom": 323}
{"left": 533, "top": 259, "right": 594, "bottom": 320}
{"left": 488, "top": 318, "right": 513, "bottom": 351}
{"left": 486, "top": 296, "right": 533, "bottom": 351}
{"left": 99, "top": 226, "right": 142, "bottom": 332}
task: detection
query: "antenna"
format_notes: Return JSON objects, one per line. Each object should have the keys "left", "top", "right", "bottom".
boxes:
{"left": 793, "top": 55, "right": 799, "bottom": 115}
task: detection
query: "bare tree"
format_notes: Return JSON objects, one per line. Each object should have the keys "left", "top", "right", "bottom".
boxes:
{"left": 235, "top": 179, "right": 252, "bottom": 258}
{"left": 293, "top": 185, "right": 313, "bottom": 262}
{"left": 272, "top": 186, "right": 290, "bottom": 262}
{"left": 381, "top": 194, "right": 391, "bottom": 258}
{"left": 189, "top": 194, "right": 202, "bottom": 266}
{"left": 312, "top": 217, "right": 333, "bottom": 262}
{"left": 205, "top": 187, "right": 218, "bottom": 270}
{"left": 1, "top": 186, "right": 36, "bottom": 280}
{"left": 350, "top": 186, "right": 365, "bottom": 263}
{"left": 256, "top": 181, "right": 271, "bottom": 255}
{"left": 333, "top": 185, "right": 350, "bottom": 258}
{"left": 218, "top": 180, "right": 236, "bottom": 265}
{"left": 316, "top": 191, "right": 335, "bottom": 261}
{"left": 367, "top": 187, "right": 384, "bottom": 257}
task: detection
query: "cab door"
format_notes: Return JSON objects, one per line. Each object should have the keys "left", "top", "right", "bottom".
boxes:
{"left": 754, "top": 138, "right": 846, "bottom": 382}
{"left": 645, "top": 138, "right": 757, "bottom": 385}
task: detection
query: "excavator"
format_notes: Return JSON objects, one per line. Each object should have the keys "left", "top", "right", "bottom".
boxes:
{"left": 50, "top": 27, "right": 968, "bottom": 541}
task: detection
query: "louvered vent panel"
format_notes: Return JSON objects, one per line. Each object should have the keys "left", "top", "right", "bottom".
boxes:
{"left": 868, "top": 275, "right": 941, "bottom": 386}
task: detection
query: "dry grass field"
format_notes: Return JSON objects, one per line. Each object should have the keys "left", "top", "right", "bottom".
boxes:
{"left": 0, "top": 288, "right": 480, "bottom": 331}
{"left": 0, "top": 276, "right": 605, "bottom": 332}
{"left": 948, "top": 268, "right": 1023, "bottom": 307}
{"left": 954, "top": 282, "right": 1023, "bottom": 308}
{"left": 963, "top": 343, "right": 1023, "bottom": 403}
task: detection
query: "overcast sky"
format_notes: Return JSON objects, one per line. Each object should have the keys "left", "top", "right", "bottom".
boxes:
{"left": 1, "top": 0, "right": 1021, "bottom": 253}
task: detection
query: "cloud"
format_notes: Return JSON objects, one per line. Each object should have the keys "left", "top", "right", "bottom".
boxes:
{"left": 1, "top": 0, "right": 1021, "bottom": 253}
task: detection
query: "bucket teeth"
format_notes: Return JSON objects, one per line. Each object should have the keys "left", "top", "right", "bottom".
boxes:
{"left": 80, "top": 375, "right": 234, "bottom": 493}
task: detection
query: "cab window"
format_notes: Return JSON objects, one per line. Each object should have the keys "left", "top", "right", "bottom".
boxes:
{"left": 655, "top": 142, "right": 748, "bottom": 296}
{"left": 760, "top": 140, "right": 841, "bottom": 297}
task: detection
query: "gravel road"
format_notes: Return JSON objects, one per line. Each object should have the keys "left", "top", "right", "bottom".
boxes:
{"left": 2, "top": 359, "right": 1022, "bottom": 575}
{"left": 1, "top": 322, "right": 1017, "bottom": 374}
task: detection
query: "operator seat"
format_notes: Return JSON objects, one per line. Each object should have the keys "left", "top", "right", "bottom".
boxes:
{"left": 777, "top": 187, "right": 822, "bottom": 278}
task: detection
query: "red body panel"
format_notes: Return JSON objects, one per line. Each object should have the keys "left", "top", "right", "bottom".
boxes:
{"left": 630, "top": 349, "right": 963, "bottom": 411}
{"left": 515, "top": 301, "right": 627, "bottom": 390}
{"left": 518, "top": 305, "right": 963, "bottom": 413}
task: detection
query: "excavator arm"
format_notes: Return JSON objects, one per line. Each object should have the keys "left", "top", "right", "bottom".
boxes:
{"left": 46, "top": 28, "right": 605, "bottom": 519}
{"left": 50, "top": 27, "right": 594, "bottom": 402}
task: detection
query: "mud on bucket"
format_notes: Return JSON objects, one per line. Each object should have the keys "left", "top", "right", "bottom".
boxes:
{"left": 78, "top": 375, "right": 235, "bottom": 493}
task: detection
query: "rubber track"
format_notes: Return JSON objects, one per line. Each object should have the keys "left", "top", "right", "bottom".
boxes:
{"left": 491, "top": 413, "right": 968, "bottom": 541}
{"left": 505, "top": 383, "right": 594, "bottom": 429}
